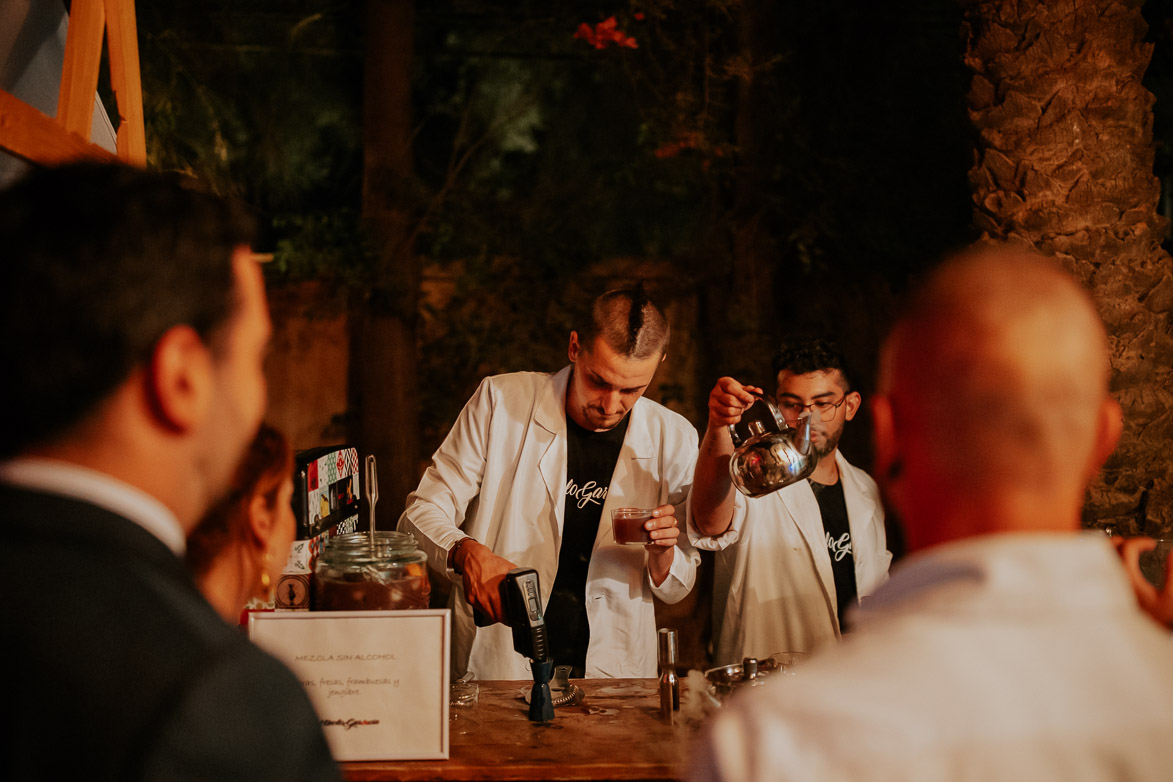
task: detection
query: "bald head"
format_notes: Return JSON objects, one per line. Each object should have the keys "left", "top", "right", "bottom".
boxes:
{"left": 875, "top": 246, "right": 1121, "bottom": 548}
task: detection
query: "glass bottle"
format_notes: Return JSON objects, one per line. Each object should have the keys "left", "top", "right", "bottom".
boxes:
{"left": 658, "top": 627, "right": 680, "bottom": 718}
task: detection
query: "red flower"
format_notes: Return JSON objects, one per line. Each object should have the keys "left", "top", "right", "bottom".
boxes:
{"left": 573, "top": 16, "right": 638, "bottom": 50}
{"left": 653, "top": 130, "right": 704, "bottom": 159}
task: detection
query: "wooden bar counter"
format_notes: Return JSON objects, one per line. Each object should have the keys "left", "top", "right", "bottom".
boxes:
{"left": 341, "top": 678, "right": 704, "bottom": 782}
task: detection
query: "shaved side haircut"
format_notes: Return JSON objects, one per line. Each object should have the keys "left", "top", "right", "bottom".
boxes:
{"left": 577, "top": 281, "right": 670, "bottom": 359}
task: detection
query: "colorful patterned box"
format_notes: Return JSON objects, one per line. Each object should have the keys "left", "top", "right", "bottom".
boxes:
{"left": 294, "top": 445, "right": 361, "bottom": 540}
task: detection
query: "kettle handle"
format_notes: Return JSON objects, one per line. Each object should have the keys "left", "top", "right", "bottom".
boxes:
{"left": 727, "top": 394, "right": 788, "bottom": 447}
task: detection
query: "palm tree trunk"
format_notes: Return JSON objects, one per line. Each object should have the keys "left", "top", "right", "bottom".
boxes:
{"left": 962, "top": 0, "right": 1173, "bottom": 535}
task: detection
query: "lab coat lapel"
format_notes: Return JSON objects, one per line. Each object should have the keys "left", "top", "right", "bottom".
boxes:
{"left": 838, "top": 451, "right": 875, "bottom": 589}
{"left": 838, "top": 453, "right": 869, "bottom": 530}
{"left": 536, "top": 366, "right": 571, "bottom": 538}
{"left": 779, "top": 480, "right": 838, "bottom": 619}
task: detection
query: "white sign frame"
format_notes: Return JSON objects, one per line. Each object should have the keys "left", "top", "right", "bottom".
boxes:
{"left": 249, "top": 609, "right": 450, "bottom": 761}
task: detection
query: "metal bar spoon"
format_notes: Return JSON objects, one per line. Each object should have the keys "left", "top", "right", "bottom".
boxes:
{"left": 365, "top": 454, "right": 378, "bottom": 551}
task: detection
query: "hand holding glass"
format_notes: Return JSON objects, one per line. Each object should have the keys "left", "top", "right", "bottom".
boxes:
{"left": 613, "top": 508, "right": 654, "bottom": 545}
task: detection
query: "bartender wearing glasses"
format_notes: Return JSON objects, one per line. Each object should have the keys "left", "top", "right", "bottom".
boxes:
{"left": 689, "top": 338, "right": 891, "bottom": 665}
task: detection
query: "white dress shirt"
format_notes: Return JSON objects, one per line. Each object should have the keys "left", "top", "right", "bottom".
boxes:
{"left": 690, "top": 533, "right": 1173, "bottom": 782}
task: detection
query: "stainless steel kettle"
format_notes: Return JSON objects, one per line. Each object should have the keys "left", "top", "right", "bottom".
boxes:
{"left": 728, "top": 397, "right": 815, "bottom": 497}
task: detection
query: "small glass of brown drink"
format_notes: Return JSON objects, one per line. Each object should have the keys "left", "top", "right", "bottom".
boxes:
{"left": 612, "top": 507, "right": 655, "bottom": 545}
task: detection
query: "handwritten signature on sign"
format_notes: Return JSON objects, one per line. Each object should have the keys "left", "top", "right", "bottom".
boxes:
{"left": 320, "top": 718, "right": 381, "bottom": 731}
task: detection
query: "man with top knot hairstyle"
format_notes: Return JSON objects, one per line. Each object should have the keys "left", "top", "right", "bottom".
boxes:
{"left": 399, "top": 284, "right": 698, "bottom": 679}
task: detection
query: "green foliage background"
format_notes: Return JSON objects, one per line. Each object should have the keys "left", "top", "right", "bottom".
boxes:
{"left": 133, "top": 0, "right": 979, "bottom": 456}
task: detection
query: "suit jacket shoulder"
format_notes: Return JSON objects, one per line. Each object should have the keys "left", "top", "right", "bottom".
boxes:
{"left": 0, "top": 485, "right": 338, "bottom": 781}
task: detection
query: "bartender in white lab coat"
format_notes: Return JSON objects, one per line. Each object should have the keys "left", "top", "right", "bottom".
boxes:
{"left": 690, "top": 339, "right": 891, "bottom": 664}
{"left": 398, "top": 285, "right": 698, "bottom": 680}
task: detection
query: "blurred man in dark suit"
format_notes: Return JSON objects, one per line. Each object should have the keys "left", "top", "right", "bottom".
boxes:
{"left": 0, "top": 163, "right": 339, "bottom": 781}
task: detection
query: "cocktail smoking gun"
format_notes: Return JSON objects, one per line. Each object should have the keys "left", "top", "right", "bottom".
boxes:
{"left": 500, "top": 567, "right": 555, "bottom": 722}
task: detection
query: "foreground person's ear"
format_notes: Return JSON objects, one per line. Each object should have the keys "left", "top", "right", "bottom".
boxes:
{"left": 1086, "top": 397, "right": 1123, "bottom": 483}
{"left": 148, "top": 325, "right": 213, "bottom": 432}
{"left": 249, "top": 492, "right": 276, "bottom": 547}
{"left": 871, "top": 394, "right": 905, "bottom": 494}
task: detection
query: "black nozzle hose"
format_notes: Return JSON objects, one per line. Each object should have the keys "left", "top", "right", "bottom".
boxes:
{"left": 528, "top": 658, "right": 556, "bottom": 722}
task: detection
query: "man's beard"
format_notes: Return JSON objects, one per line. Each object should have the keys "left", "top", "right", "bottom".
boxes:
{"left": 811, "top": 425, "right": 843, "bottom": 461}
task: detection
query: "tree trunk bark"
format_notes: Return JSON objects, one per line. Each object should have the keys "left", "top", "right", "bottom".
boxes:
{"left": 357, "top": 0, "right": 420, "bottom": 529}
{"left": 962, "top": 0, "right": 1173, "bottom": 535}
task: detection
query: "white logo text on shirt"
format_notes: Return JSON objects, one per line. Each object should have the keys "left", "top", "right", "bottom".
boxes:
{"left": 826, "top": 532, "right": 852, "bottom": 562}
{"left": 566, "top": 479, "right": 608, "bottom": 509}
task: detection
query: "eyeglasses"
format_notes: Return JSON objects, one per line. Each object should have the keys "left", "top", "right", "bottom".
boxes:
{"left": 777, "top": 396, "right": 847, "bottom": 423}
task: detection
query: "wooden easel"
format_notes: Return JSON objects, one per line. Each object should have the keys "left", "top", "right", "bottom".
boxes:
{"left": 0, "top": 0, "right": 145, "bottom": 166}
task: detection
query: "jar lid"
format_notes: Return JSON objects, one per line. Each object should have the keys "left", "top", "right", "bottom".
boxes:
{"left": 319, "top": 531, "right": 423, "bottom": 564}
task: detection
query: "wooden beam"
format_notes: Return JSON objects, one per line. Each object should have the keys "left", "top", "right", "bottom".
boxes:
{"left": 57, "top": 0, "right": 105, "bottom": 140}
{"left": 0, "top": 89, "right": 116, "bottom": 165}
{"left": 105, "top": 0, "right": 146, "bottom": 164}
{"left": 1, "top": 0, "right": 146, "bottom": 168}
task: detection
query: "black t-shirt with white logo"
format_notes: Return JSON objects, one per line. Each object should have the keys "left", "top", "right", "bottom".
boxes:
{"left": 545, "top": 413, "right": 630, "bottom": 676}
{"left": 809, "top": 477, "right": 856, "bottom": 632}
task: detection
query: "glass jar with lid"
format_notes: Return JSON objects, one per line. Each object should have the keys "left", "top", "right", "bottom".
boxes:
{"left": 311, "top": 531, "right": 431, "bottom": 611}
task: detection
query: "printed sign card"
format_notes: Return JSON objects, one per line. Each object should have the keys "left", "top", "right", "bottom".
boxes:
{"left": 249, "top": 610, "right": 450, "bottom": 761}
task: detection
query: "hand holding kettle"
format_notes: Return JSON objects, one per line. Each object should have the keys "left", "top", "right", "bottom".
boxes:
{"left": 726, "top": 393, "right": 815, "bottom": 497}
{"left": 705, "top": 377, "right": 817, "bottom": 498}
{"left": 693, "top": 376, "right": 817, "bottom": 537}
{"left": 708, "top": 377, "right": 765, "bottom": 427}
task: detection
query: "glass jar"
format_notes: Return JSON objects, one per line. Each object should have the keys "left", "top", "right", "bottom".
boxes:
{"left": 311, "top": 531, "right": 431, "bottom": 611}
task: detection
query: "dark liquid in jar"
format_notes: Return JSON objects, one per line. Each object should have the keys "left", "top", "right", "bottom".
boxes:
{"left": 312, "top": 564, "right": 431, "bottom": 611}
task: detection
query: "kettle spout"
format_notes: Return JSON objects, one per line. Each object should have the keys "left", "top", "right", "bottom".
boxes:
{"left": 793, "top": 412, "right": 813, "bottom": 455}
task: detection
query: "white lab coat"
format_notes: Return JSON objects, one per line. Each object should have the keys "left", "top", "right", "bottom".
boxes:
{"left": 398, "top": 366, "right": 700, "bottom": 679}
{"left": 690, "top": 534, "right": 1173, "bottom": 782}
{"left": 688, "top": 452, "right": 891, "bottom": 665}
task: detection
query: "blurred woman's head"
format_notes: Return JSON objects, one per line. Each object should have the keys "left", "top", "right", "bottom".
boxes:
{"left": 187, "top": 423, "right": 296, "bottom": 622}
